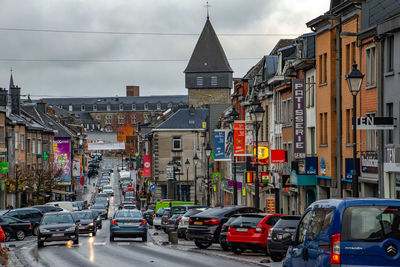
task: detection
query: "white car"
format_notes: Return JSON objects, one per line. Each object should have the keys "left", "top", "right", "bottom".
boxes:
{"left": 177, "top": 208, "right": 207, "bottom": 238}
{"left": 102, "top": 186, "right": 114, "bottom": 196}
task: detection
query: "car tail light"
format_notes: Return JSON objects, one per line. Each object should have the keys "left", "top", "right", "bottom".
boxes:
{"left": 178, "top": 217, "right": 182, "bottom": 222}
{"left": 255, "top": 226, "right": 265, "bottom": 233}
{"left": 189, "top": 218, "right": 193, "bottom": 225}
{"left": 133, "top": 201, "right": 137, "bottom": 204}
{"left": 330, "top": 233, "right": 341, "bottom": 264}
{"left": 168, "top": 219, "right": 173, "bottom": 223}
{"left": 222, "top": 225, "right": 227, "bottom": 230}
{"left": 140, "top": 220, "right": 146, "bottom": 226}
{"left": 204, "top": 219, "right": 221, "bottom": 226}
{"left": 29, "top": 223, "right": 32, "bottom": 229}
{"left": 112, "top": 220, "right": 119, "bottom": 226}
{"left": 153, "top": 214, "right": 156, "bottom": 218}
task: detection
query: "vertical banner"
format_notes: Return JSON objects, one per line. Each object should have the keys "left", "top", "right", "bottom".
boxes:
{"left": 234, "top": 121, "right": 254, "bottom": 156}
{"left": 214, "top": 129, "right": 230, "bottom": 161}
{"left": 293, "top": 79, "right": 306, "bottom": 159}
{"left": 72, "top": 156, "right": 81, "bottom": 177}
{"left": 53, "top": 138, "right": 71, "bottom": 185}
{"left": 143, "top": 155, "right": 151, "bottom": 178}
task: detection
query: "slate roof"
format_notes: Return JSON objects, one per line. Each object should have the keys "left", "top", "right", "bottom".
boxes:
{"left": 184, "top": 19, "right": 233, "bottom": 73}
{"left": 264, "top": 56, "right": 279, "bottom": 79}
{"left": 154, "top": 108, "right": 208, "bottom": 130}
{"left": 269, "top": 39, "right": 295, "bottom": 56}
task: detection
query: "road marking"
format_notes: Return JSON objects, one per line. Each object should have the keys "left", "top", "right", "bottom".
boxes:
{"left": 117, "top": 242, "right": 130, "bottom": 246}
{"left": 93, "top": 242, "right": 106, "bottom": 246}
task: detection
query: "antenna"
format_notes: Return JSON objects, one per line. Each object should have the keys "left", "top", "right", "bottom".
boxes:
{"left": 204, "top": 1, "right": 211, "bottom": 19}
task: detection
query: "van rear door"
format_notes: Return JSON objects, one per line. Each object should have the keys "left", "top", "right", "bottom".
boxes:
{"left": 341, "top": 206, "right": 400, "bottom": 266}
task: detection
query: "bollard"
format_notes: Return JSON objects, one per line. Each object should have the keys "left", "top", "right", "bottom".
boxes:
{"left": 168, "top": 229, "right": 178, "bottom": 244}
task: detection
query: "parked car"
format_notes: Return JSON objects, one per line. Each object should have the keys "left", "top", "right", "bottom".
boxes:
{"left": 37, "top": 212, "right": 79, "bottom": 247}
{"left": 72, "top": 211, "right": 97, "bottom": 236}
{"left": 89, "top": 210, "right": 102, "bottom": 229}
{"left": 227, "top": 213, "right": 282, "bottom": 255}
{"left": 110, "top": 209, "right": 147, "bottom": 242}
{"left": 0, "top": 216, "right": 33, "bottom": 241}
{"left": 219, "top": 214, "right": 241, "bottom": 251}
{"left": 267, "top": 215, "right": 300, "bottom": 262}
{"left": 165, "top": 214, "right": 183, "bottom": 232}
{"left": 102, "top": 186, "right": 114, "bottom": 196}
{"left": 143, "top": 209, "right": 154, "bottom": 225}
{"left": 283, "top": 198, "right": 400, "bottom": 267}
{"left": 2, "top": 208, "right": 43, "bottom": 236}
{"left": 170, "top": 205, "right": 204, "bottom": 217}
{"left": 178, "top": 208, "right": 207, "bottom": 239}
{"left": 187, "top": 206, "right": 261, "bottom": 249}
{"left": 32, "top": 205, "right": 64, "bottom": 214}
{"left": 153, "top": 208, "right": 166, "bottom": 230}
{"left": 90, "top": 205, "right": 108, "bottom": 219}
{"left": 160, "top": 208, "right": 171, "bottom": 233}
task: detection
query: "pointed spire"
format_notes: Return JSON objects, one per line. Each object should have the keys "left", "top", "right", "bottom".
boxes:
{"left": 205, "top": 1, "right": 211, "bottom": 20}
{"left": 9, "top": 67, "right": 15, "bottom": 89}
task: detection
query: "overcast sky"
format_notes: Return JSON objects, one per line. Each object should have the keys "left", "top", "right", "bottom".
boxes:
{"left": 0, "top": 0, "right": 330, "bottom": 98}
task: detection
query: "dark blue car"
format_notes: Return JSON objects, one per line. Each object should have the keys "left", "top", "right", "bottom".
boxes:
{"left": 283, "top": 198, "right": 400, "bottom": 267}
{"left": 109, "top": 209, "right": 147, "bottom": 242}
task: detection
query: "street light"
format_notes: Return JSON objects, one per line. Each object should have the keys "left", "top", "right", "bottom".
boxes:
{"left": 250, "top": 94, "right": 265, "bottom": 210}
{"left": 193, "top": 153, "right": 199, "bottom": 204}
{"left": 345, "top": 62, "right": 364, "bottom": 198}
{"left": 185, "top": 159, "right": 190, "bottom": 201}
{"left": 175, "top": 160, "right": 182, "bottom": 201}
{"left": 228, "top": 107, "right": 239, "bottom": 205}
{"left": 205, "top": 143, "right": 212, "bottom": 207}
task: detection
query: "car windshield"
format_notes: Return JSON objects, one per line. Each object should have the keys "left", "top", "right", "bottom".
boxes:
{"left": 42, "top": 214, "right": 74, "bottom": 225}
{"left": 91, "top": 206, "right": 105, "bottom": 210}
{"left": 230, "top": 215, "right": 264, "bottom": 227}
{"left": 115, "top": 210, "right": 142, "bottom": 219}
{"left": 225, "top": 215, "right": 240, "bottom": 225}
{"left": 72, "top": 202, "right": 78, "bottom": 207}
{"left": 275, "top": 217, "right": 300, "bottom": 229}
{"left": 73, "top": 212, "right": 93, "bottom": 220}
{"left": 342, "top": 206, "right": 400, "bottom": 242}
{"left": 103, "top": 186, "right": 112, "bottom": 190}
{"left": 96, "top": 198, "right": 107, "bottom": 202}
{"left": 123, "top": 205, "right": 137, "bottom": 209}
{"left": 156, "top": 208, "right": 165, "bottom": 215}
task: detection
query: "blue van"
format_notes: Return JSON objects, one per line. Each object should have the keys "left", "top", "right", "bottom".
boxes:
{"left": 283, "top": 198, "right": 400, "bottom": 267}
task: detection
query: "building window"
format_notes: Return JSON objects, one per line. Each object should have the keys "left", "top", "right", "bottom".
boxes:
{"left": 306, "top": 76, "right": 315, "bottom": 108}
{"left": 320, "top": 112, "right": 328, "bottom": 145}
{"left": 319, "top": 53, "right": 327, "bottom": 84}
{"left": 37, "top": 139, "right": 42, "bottom": 154}
{"left": 323, "top": 53, "right": 327, "bottom": 84}
{"left": 93, "top": 105, "right": 97, "bottom": 111}
{"left": 387, "top": 103, "right": 393, "bottom": 144}
{"left": 366, "top": 46, "right": 376, "bottom": 87}
{"left": 26, "top": 139, "right": 31, "bottom": 153}
{"left": 118, "top": 114, "right": 124, "bottom": 125}
{"left": 69, "top": 105, "right": 73, "bottom": 111}
{"left": 196, "top": 77, "right": 203, "bottom": 87}
{"left": 119, "top": 104, "right": 124, "bottom": 111}
{"left": 346, "top": 109, "right": 352, "bottom": 144}
{"left": 20, "top": 134, "right": 24, "bottom": 150}
{"left": 81, "top": 105, "right": 85, "bottom": 111}
{"left": 96, "top": 115, "right": 101, "bottom": 120}
{"left": 14, "top": 132, "right": 18, "bottom": 149}
{"left": 32, "top": 138, "right": 36, "bottom": 154}
{"left": 366, "top": 113, "right": 376, "bottom": 151}
{"left": 157, "top": 103, "right": 161, "bottom": 110}
{"left": 309, "top": 127, "right": 316, "bottom": 155}
{"left": 144, "top": 103, "right": 148, "bottom": 110}
{"left": 0, "top": 126, "right": 4, "bottom": 144}
{"left": 107, "top": 104, "right": 111, "bottom": 111}
{"left": 168, "top": 102, "right": 172, "bottom": 108}
{"left": 106, "top": 115, "right": 112, "bottom": 125}
{"left": 172, "top": 136, "right": 182, "bottom": 151}
{"left": 351, "top": 41, "right": 356, "bottom": 68}
{"left": 387, "top": 36, "right": 394, "bottom": 73}
{"left": 132, "top": 104, "right": 136, "bottom": 110}
{"left": 211, "top": 76, "right": 218, "bottom": 86}
{"left": 346, "top": 44, "right": 350, "bottom": 74}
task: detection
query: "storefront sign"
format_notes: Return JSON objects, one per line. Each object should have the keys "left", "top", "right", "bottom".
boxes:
{"left": 234, "top": 121, "right": 254, "bottom": 156}
{"left": 361, "top": 152, "right": 378, "bottom": 174}
{"left": 53, "top": 138, "right": 71, "bottom": 185}
{"left": 355, "top": 117, "right": 395, "bottom": 130}
{"left": 271, "top": 149, "right": 286, "bottom": 164}
{"left": 143, "top": 155, "right": 151, "bottom": 177}
{"left": 0, "top": 162, "right": 8, "bottom": 173}
{"left": 214, "top": 130, "right": 230, "bottom": 161}
{"left": 306, "top": 157, "right": 318, "bottom": 175}
{"left": 0, "top": 148, "right": 7, "bottom": 156}
{"left": 293, "top": 79, "right": 306, "bottom": 159}
{"left": 254, "top": 142, "right": 269, "bottom": 165}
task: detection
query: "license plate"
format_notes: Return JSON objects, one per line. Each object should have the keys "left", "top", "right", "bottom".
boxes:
{"left": 278, "top": 234, "right": 282, "bottom": 240}
{"left": 53, "top": 233, "right": 64, "bottom": 237}
{"left": 194, "top": 221, "right": 203, "bottom": 225}
{"left": 124, "top": 222, "right": 139, "bottom": 226}
{"left": 79, "top": 226, "right": 86, "bottom": 230}
{"left": 236, "top": 228, "right": 248, "bottom": 232}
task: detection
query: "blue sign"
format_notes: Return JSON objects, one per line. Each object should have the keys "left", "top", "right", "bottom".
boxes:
{"left": 214, "top": 130, "right": 230, "bottom": 161}
{"left": 149, "top": 184, "right": 156, "bottom": 191}
{"left": 306, "top": 157, "right": 318, "bottom": 175}
{"left": 345, "top": 158, "right": 360, "bottom": 179}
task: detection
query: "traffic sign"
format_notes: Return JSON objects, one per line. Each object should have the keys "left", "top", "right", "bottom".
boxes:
{"left": 149, "top": 184, "right": 156, "bottom": 191}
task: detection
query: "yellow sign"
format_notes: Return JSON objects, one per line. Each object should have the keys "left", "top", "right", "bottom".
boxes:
{"left": 202, "top": 122, "right": 207, "bottom": 129}
{"left": 213, "top": 185, "right": 216, "bottom": 192}
{"left": 242, "top": 188, "right": 246, "bottom": 196}
{"left": 254, "top": 145, "right": 269, "bottom": 159}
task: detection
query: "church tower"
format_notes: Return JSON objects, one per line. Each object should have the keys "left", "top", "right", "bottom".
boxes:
{"left": 184, "top": 18, "right": 233, "bottom": 107}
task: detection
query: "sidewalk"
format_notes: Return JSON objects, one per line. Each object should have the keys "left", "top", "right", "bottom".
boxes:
{"left": 77, "top": 176, "right": 98, "bottom": 205}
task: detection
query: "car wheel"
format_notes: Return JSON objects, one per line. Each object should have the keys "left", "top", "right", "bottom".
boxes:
{"left": 270, "top": 253, "right": 284, "bottom": 262}
{"left": 163, "top": 228, "right": 168, "bottom": 233}
{"left": 194, "top": 240, "right": 212, "bottom": 249}
{"left": 38, "top": 239, "right": 44, "bottom": 248}
{"left": 110, "top": 234, "right": 114, "bottom": 242}
{"left": 16, "top": 230, "right": 26, "bottom": 241}
{"left": 232, "top": 247, "right": 245, "bottom": 255}
{"left": 73, "top": 236, "right": 79, "bottom": 245}
{"left": 220, "top": 242, "right": 230, "bottom": 251}
{"left": 33, "top": 225, "right": 40, "bottom": 236}
{"left": 142, "top": 235, "right": 147, "bottom": 242}
{"left": 4, "top": 230, "right": 11, "bottom": 242}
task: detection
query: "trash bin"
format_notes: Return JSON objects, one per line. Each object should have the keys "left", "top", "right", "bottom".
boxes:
{"left": 168, "top": 230, "right": 178, "bottom": 244}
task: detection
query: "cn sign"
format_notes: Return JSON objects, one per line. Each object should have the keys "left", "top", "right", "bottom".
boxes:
{"left": 293, "top": 79, "right": 306, "bottom": 159}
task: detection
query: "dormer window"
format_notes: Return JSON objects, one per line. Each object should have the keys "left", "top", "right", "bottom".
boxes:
{"left": 81, "top": 105, "right": 85, "bottom": 111}
{"left": 132, "top": 104, "right": 136, "bottom": 110}
{"left": 157, "top": 103, "right": 161, "bottom": 110}
{"left": 168, "top": 102, "right": 172, "bottom": 108}
{"left": 196, "top": 77, "right": 203, "bottom": 86}
{"left": 107, "top": 104, "right": 111, "bottom": 111}
{"left": 211, "top": 76, "right": 218, "bottom": 86}
{"left": 69, "top": 105, "right": 73, "bottom": 111}
{"left": 144, "top": 103, "right": 148, "bottom": 110}
{"left": 93, "top": 105, "right": 97, "bottom": 111}
{"left": 119, "top": 104, "right": 124, "bottom": 111}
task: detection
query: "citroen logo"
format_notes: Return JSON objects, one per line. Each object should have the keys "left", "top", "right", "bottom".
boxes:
{"left": 386, "top": 244, "right": 398, "bottom": 257}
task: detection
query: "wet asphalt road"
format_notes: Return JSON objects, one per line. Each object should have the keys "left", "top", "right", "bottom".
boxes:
{"left": 19, "top": 158, "right": 257, "bottom": 267}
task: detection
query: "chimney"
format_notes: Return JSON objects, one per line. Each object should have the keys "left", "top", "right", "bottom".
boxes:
{"left": 37, "top": 99, "right": 46, "bottom": 114}
{"left": 126, "top": 86, "right": 140, "bottom": 97}
{"left": 0, "top": 88, "right": 8, "bottom": 107}
{"left": 10, "top": 85, "right": 21, "bottom": 115}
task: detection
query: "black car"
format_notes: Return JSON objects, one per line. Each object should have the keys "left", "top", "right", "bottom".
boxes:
{"left": 267, "top": 215, "right": 301, "bottom": 262}
{"left": 89, "top": 210, "right": 102, "bottom": 229}
{"left": 160, "top": 208, "right": 171, "bottom": 233}
{"left": 90, "top": 205, "right": 108, "bottom": 219}
{"left": 32, "top": 205, "right": 64, "bottom": 214}
{"left": 187, "top": 206, "right": 261, "bottom": 249}
{"left": 143, "top": 209, "right": 154, "bottom": 225}
{"left": 0, "top": 216, "right": 33, "bottom": 241}
{"left": 2, "top": 208, "right": 43, "bottom": 236}
{"left": 219, "top": 214, "right": 241, "bottom": 251}
{"left": 72, "top": 211, "right": 97, "bottom": 236}
{"left": 37, "top": 212, "right": 79, "bottom": 247}
{"left": 165, "top": 214, "right": 183, "bottom": 232}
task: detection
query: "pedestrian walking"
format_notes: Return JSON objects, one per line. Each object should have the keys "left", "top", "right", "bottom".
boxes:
{"left": 0, "top": 226, "right": 8, "bottom": 266}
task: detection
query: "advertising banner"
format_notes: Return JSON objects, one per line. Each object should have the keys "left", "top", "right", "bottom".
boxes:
{"left": 306, "top": 157, "right": 318, "bottom": 175}
{"left": 143, "top": 155, "right": 152, "bottom": 178}
{"left": 254, "top": 142, "right": 269, "bottom": 165}
{"left": 214, "top": 129, "right": 231, "bottom": 161}
{"left": 234, "top": 121, "right": 254, "bottom": 156}
{"left": 166, "top": 165, "right": 174, "bottom": 180}
{"left": 72, "top": 156, "right": 81, "bottom": 177}
{"left": 53, "top": 138, "right": 71, "bottom": 185}
{"left": 270, "top": 149, "right": 286, "bottom": 164}
{"left": 293, "top": 79, "right": 306, "bottom": 159}
{"left": 87, "top": 142, "right": 125, "bottom": 151}
{"left": 361, "top": 152, "right": 378, "bottom": 174}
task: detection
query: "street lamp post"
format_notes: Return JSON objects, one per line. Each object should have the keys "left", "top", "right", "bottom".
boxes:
{"left": 250, "top": 95, "right": 265, "bottom": 210}
{"left": 193, "top": 153, "right": 199, "bottom": 204}
{"left": 205, "top": 143, "right": 212, "bottom": 207}
{"left": 175, "top": 161, "right": 181, "bottom": 201}
{"left": 185, "top": 159, "right": 190, "bottom": 201}
{"left": 345, "top": 63, "right": 364, "bottom": 198}
{"left": 228, "top": 107, "right": 239, "bottom": 205}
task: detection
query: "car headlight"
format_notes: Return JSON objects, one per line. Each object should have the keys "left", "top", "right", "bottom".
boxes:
{"left": 66, "top": 226, "right": 76, "bottom": 231}
{"left": 89, "top": 223, "right": 94, "bottom": 226}
{"left": 40, "top": 228, "right": 50, "bottom": 233}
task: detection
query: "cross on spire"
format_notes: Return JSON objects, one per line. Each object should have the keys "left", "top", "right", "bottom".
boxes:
{"left": 204, "top": 1, "right": 211, "bottom": 20}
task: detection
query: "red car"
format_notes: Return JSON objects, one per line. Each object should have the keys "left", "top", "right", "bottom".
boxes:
{"left": 226, "top": 213, "right": 282, "bottom": 255}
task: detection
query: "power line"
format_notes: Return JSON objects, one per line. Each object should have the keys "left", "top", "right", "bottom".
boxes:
{"left": 0, "top": 27, "right": 300, "bottom": 37}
